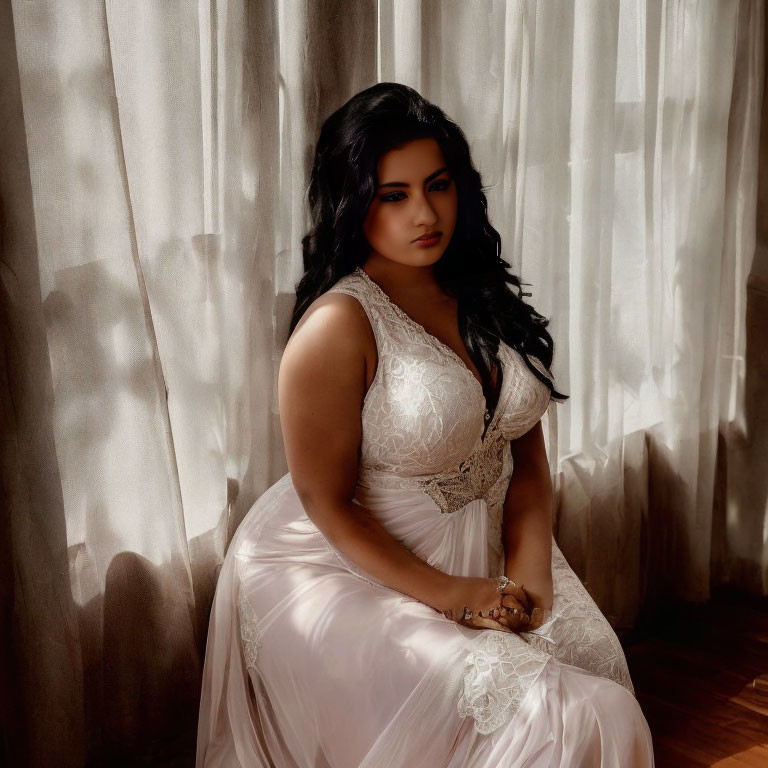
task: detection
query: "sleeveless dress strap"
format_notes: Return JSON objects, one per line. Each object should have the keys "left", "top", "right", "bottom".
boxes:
{"left": 326, "top": 270, "right": 391, "bottom": 356}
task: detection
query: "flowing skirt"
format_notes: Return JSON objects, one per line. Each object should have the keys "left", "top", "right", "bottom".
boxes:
{"left": 196, "top": 473, "right": 654, "bottom": 767}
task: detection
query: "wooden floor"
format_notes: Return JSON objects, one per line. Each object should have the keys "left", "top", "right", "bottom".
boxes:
{"left": 620, "top": 586, "right": 768, "bottom": 767}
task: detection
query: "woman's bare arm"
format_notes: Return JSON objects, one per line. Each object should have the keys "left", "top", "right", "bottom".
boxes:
{"left": 279, "top": 292, "right": 453, "bottom": 611}
{"left": 502, "top": 420, "right": 555, "bottom": 611}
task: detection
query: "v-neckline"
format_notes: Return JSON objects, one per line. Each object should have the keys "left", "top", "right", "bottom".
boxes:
{"left": 354, "top": 266, "right": 503, "bottom": 441}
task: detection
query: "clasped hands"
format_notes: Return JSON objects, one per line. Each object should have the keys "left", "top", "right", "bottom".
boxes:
{"left": 439, "top": 576, "right": 551, "bottom": 634}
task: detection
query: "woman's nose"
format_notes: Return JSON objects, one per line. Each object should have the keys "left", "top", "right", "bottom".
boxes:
{"left": 413, "top": 193, "right": 438, "bottom": 226}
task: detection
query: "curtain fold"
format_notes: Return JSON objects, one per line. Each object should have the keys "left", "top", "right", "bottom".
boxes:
{"left": 0, "top": 0, "right": 763, "bottom": 764}
{"left": 0, "top": 4, "right": 86, "bottom": 764}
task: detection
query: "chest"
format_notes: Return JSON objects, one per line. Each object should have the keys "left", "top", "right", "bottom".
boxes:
{"left": 360, "top": 335, "right": 548, "bottom": 477}
{"left": 381, "top": 294, "right": 498, "bottom": 394}
{"left": 329, "top": 271, "right": 552, "bottom": 477}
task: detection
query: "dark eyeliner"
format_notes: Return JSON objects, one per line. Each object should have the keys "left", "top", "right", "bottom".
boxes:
{"left": 380, "top": 177, "right": 451, "bottom": 202}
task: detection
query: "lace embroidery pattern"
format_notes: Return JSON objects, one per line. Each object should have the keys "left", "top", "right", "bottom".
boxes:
{"left": 229, "top": 475, "right": 299, "bottom": 677}
{"left": 357, "top": 432, "right": 509, "bottom": 515}
{"left": 328, "top": 269, "right": 552, "bottom": 515}
{"left": 539, "top": 542, "right": 636, "bottom": 695}
{"left": 456, "top": 540, "right": 636, "bottom": 735}
{"left": 506, "top": 540, "right": 636, "bottom": 696}
{"left": 238, "top": 587, "right": 262, "bottom": 673}
{"left": 457, "top": 631, "right": 551, "bottom": 734}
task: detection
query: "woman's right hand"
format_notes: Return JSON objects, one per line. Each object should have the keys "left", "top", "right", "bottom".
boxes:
{"left": 438, "top": 576, "right": 533, "bottom": 634}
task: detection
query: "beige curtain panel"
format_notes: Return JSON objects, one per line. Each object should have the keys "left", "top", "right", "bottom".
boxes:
{"left": 0, "top": 0, "right": 764, "bottom": 765}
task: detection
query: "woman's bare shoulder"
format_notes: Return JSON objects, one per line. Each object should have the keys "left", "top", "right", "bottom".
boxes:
{"left": 286, "top": 290, "right": 374, "bottom": 357}
{"left": 280, "top": 290, "right": 376, "bottom": 398}
{"left": 278, "top": 291, "right": 376, "bottom": 501}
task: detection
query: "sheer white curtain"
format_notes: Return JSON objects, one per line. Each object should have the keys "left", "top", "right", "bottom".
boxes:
{"left": 0, "top": 0, "right": 763, "bottom": 764}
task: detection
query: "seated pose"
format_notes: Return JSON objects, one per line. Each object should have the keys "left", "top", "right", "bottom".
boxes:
{"left": 196, "top": 82, "right": 655, "bottom": 767}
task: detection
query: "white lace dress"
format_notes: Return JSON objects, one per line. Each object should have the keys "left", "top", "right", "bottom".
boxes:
{"left": 196, "top": 267, "right": 655, "bottom": 767}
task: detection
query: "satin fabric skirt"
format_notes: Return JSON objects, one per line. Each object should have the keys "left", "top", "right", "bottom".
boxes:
{"left": 196, "top": 472, "right": 655, "bottom": 767}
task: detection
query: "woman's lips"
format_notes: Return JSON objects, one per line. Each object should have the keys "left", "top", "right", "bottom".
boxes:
{"left": 414, "top": 232, "right": 442, "bottom": 246}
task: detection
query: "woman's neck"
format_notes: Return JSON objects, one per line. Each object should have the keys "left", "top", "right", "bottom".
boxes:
{"left": 361, "top": 254, "right": 446, "bottom": 304}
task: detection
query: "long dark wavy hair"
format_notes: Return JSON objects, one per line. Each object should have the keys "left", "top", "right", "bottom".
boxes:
{"left": 289, "top": 82, "right": 568, "bottom": 414}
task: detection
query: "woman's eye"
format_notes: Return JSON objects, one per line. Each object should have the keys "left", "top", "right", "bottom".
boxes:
{"left": 380, "top": 179, "right": 451, "bottom": 203}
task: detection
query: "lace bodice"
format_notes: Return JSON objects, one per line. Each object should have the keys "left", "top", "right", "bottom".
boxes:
{"left": 328, "top": 267, "right": 553, "bottom": 523}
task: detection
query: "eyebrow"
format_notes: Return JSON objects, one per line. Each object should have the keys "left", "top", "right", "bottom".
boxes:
{"left": 377, "top": 166, "right": 449, "bottom": 189}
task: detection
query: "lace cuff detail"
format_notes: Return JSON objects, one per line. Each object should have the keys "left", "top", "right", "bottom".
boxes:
{"left": 457, "top": 631, "right": 551, "bottom": 734}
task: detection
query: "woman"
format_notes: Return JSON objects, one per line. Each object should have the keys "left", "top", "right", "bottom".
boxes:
{"left": 196, "top": 83, "right": 654, "bottom": 767}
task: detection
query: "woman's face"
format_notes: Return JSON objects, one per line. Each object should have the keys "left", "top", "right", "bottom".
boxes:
{"left": 362, "top": 137, "right": 457, "bottom": 269}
